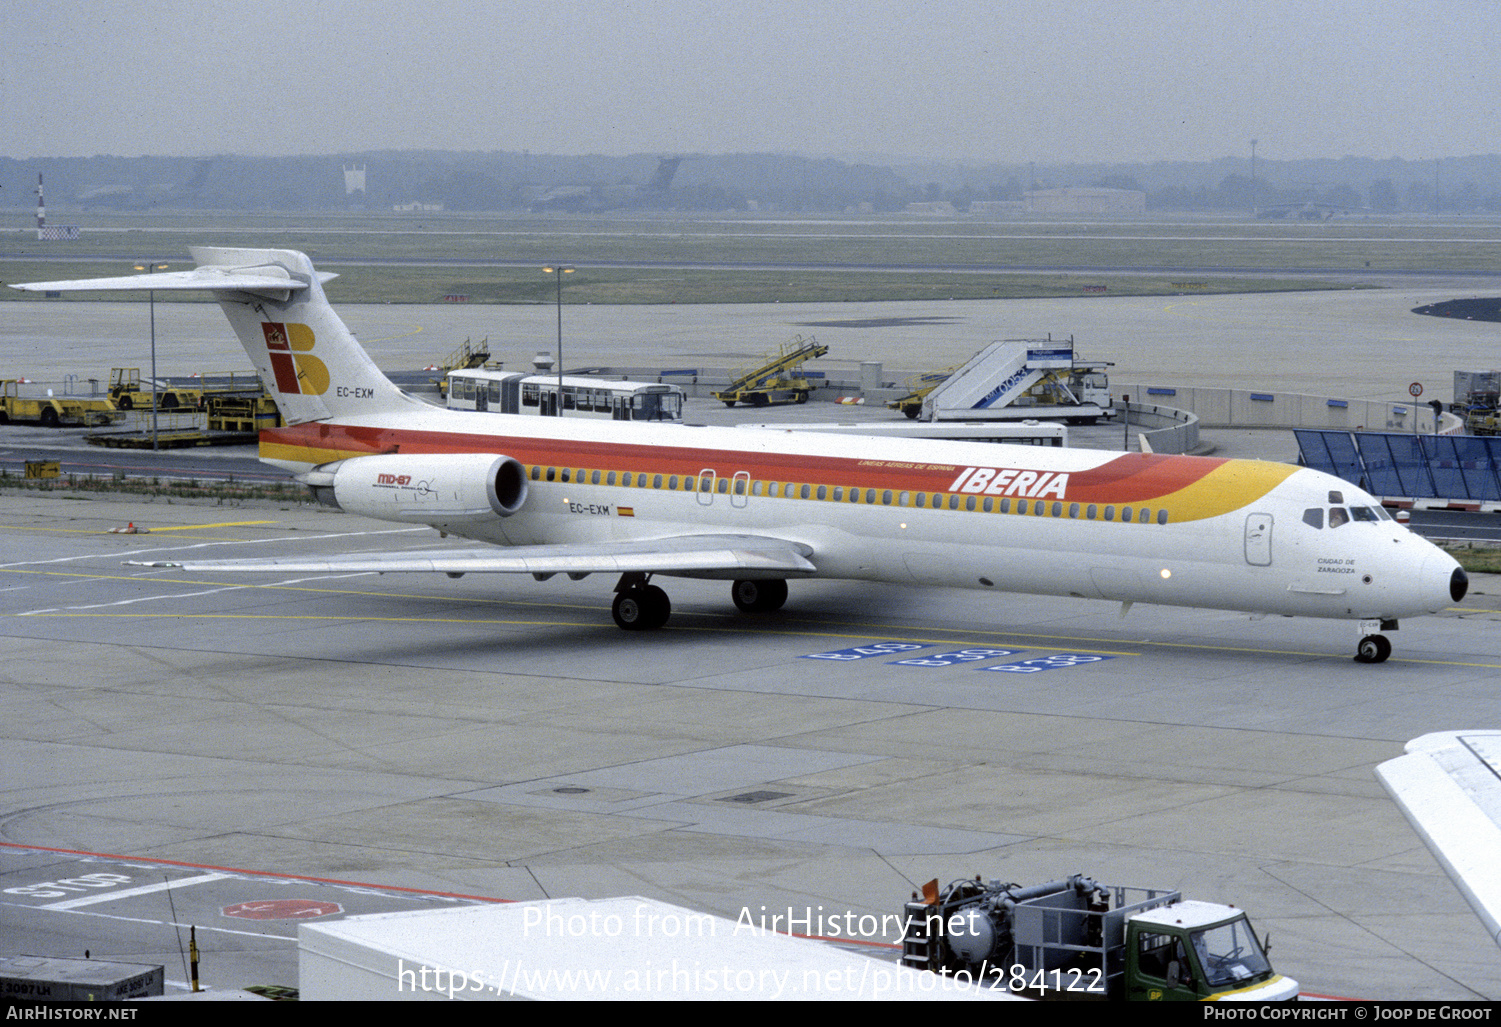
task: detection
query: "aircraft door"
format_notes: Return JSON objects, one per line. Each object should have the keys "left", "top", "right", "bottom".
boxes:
{"left": 731, "top": 471, "right": 751, "bottom": 508}
{"left": 1245, "top": 513, "right": 1273, "bottom": 566}
{"left": 697, "top": 469, "right": 716, "bottom": 506}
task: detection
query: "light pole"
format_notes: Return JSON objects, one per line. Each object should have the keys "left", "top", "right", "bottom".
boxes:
{"left": 542, "top": 265, "right": 574, "bottom": 415}
{"left": 1249, "top": 139, "right": 1258, "bottom": 217}
{"left": 133, "top": 261, "right": 169, "bottom": 449}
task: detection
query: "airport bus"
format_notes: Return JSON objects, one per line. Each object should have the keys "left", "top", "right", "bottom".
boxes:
{"left": 444, "top": 369, "right": 685, "bottom": 422}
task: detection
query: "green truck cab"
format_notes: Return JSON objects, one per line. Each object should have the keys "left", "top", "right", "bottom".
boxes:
{"left": 901, "top": 874, "right": 1298, "bottom": 1001}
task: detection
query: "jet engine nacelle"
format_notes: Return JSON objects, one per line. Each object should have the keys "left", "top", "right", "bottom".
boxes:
{"left": 312, "top": 452, "right": 529, "bottom": 523}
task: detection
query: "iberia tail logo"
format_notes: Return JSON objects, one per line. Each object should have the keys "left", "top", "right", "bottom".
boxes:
{"left": 261, "top": 322, "right": 330, "bottom": 396}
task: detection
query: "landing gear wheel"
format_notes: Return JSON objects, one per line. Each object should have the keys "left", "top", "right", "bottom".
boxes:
{"left": 612, "top": 585, "right": 671, "bottom": 631}
{"left": 1355, "top": 634, "right": 1392, "bottom": 663}
{"left": 731, "top": 578, "right": 788, "bottom": 613}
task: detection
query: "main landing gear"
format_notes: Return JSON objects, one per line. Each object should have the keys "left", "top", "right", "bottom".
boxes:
{"left": 611, "top": 574, "right": 789, "bottom": 631}
{"left": 611, "top": 574, "right": 671, "bottom": 631}
{"left": 1354, "top": 619, "right": 1397, "bottom": 663}
{"left": 731, "top": 578, "right": 788, "bottom": 613}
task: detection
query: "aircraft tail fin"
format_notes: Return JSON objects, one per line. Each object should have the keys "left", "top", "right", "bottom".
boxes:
{"left": 11, "top": 247, "right": 420, "bottom": 426}
{"left": 647, "top": 156, "right": 683, "bottom": 192}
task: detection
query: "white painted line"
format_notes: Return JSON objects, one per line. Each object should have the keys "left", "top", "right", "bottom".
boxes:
{"left": 3, "top": 901, "right": 298, "bottom": 942}
{"left": 21, "top": 588, "right": 253, "bottom": 616}
{"left": 40, "top": 872, "right": 233, "bottom": 910}
{"left": 0, "top": 527, "right": 430, "bottom": 569}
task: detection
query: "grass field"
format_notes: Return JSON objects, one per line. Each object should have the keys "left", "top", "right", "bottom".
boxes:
{"left": 3, "top": 210, "right": 1497, "bottom": 304}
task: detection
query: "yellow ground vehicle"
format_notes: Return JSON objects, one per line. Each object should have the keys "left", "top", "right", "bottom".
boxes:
{"left": 107, "top": 368, "right": 206, "bottom": 412}
{"left": 0, "top": 380, "right": 120, "bottom": 428}
{"left": 712, "top": 335, "right": 828, "bottom": 407}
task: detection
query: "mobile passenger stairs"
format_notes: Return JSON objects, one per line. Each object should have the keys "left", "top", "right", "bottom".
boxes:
{"left": 712, "top": 335, "right": 828, "bottom": 408}
{"left": 432, "top": 339, "right": 493, "bottom": 399}
{"left": 914, "top": 335, "right": 1115, "bottom": 425}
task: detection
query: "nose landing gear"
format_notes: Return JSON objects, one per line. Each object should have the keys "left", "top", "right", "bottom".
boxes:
{"left": 1355, "top": 634, "right": 1392, "bottom": 663}
{"left": 1354, "top": 619, "right": 1397, "bottom": 663}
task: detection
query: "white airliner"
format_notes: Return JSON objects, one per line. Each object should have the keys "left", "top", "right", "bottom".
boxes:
{"left": 13, "top": 247, "right": 1468, "bottom": 660}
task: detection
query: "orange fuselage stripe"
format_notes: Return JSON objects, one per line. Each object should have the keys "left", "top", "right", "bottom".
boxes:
{"left": 259, "top": 422, "right": 1295, "bottom": 522}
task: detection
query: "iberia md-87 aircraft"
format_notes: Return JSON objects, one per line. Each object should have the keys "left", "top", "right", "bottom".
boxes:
{"left": 14, "top": 248, "right": 1468, "bottom": 661}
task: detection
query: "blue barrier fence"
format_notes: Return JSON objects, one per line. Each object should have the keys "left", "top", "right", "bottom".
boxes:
{"left": 1295, "top": 430, "right": 1501, "bottom": 501}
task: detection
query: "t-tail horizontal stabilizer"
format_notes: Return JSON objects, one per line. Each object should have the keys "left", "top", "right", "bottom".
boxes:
{"left": 9, "top": 247, "right": 418, "bottom": 426}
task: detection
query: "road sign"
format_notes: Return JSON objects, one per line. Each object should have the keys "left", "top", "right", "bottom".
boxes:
{"left": 1409, "top": 382, "right": 1423, "bottom": 397}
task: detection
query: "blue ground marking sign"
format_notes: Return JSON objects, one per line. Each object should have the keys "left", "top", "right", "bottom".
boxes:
{"left": 887, "top": 648, "right": 1022, "bottom": 667}
{"left": 980, "top": 653, "right": 1115, "bottom": 674}
{"left": 803, "top": 642, "right": 931, "bottom": 661}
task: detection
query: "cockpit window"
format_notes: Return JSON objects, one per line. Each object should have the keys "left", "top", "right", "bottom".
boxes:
{"left": 1351, "top": 506, "right": 1381, "bottom": 523}
{"left": 1303, "top": 508, "right": 1324, "bottom": 529}
{"left": 1328, "top": 490, "right": 1344, "bottom": 504}
{"left": 1328, "top": 507, "right": 1350, "bottom": 528}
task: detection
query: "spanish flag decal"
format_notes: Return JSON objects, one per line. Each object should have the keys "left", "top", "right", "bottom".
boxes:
{"left": 618, "top": 507, "right": 635, "bottom": 517}
{"left": 261, "top": 322, "right": 330, "bottom": 396}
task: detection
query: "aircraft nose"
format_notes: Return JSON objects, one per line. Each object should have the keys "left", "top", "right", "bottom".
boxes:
{"left": 1422, "top": 550, "right": 1467, "bottom": 609}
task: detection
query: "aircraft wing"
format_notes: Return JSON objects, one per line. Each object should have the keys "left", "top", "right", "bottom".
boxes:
{"left": 124, "top": 534, "right": 817, "bottom": 579}
{"left": 1375, "top": 731, "right": 1501, "bottom": 948}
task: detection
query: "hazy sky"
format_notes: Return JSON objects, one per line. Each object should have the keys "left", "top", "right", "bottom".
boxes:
{"left": 3, "top": 0, "right": 1496, "bottom": 163}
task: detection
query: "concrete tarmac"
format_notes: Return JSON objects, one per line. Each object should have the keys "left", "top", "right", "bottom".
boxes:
{"left": 2, "top": 285, "right": 1500, "bottom": 1001}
